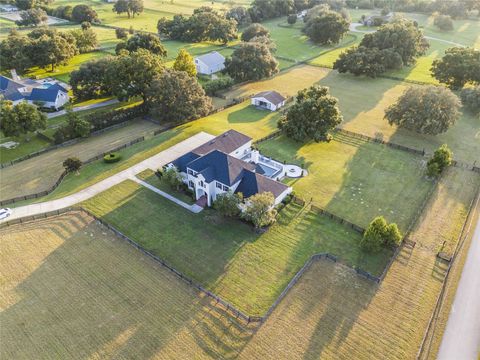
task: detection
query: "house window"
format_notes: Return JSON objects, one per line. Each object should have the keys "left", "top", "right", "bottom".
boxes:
{"left": 189, "top": 180, "right": 194, "bottom": 188}
{"left": 223, "top": 185, "right": 229, "bottom": 191}
{"left": 187, "top": 169, "right": 193, "bottom": 175}
{"left": 216, "top": 182, "right": 222, "bottom": 189}
{"left": 200, "top": 180, "right": 204, "bottom": 187}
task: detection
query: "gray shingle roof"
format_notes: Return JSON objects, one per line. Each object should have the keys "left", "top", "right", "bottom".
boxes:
{"left": 253, "top": 91, "right": 286, "bottom": 106}
{"left": 195, "top": 51, "right": 225, "bottom": 68}
{"left": 235, "top": 170, "right": 289, "bottom": 199}
{"left": 192, "top": 129, "right": 251, "bottom": 156}
{"left": 188, "top": 150, "right": 255, "bottom": 186}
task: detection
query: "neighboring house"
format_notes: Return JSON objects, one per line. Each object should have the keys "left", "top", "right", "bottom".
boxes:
{"left": 169, "top": 129, "right": 292, "bottom": 207}
{"left": 0, "top": 74, "right": 69, "bottom": 110}
{"left": 251, "top": 91, "right": 286, "bottom": 111}
{"left": 194, "top": 51, "right": 225, "bottom": 75}
{"left": 362, "top": 13, "right": 393, "bottom": 26}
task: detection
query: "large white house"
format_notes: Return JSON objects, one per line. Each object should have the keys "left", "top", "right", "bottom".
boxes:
{"left": 169, "top": 130, "right": 292, "bottom": 207}
{"left": 251, "top": 91, "right": 286, "bottom": 111}
{"left": 0, "top": 74, "right": 69, "bottom": 110}
{"left": 194, "top": 51, "right": 225, "bottom": 75}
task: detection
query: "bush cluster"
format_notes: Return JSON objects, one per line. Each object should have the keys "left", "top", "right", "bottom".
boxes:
{"left": 361, "top": 216, "right": 402, "bottom": 252}
{"left": 53, "top": 104, "right": 147, "bottom": 144}
{"left": 460, "top": 86, "right": 480, "bottom": 114}
{"left": 202, "top": 77, "right": 234, "bottom": 96}
{"left": 103, "top": 152, "right": 122, "bottom": 163}
{"left": 426, "top": 144, "right": 452, "bottom": 177}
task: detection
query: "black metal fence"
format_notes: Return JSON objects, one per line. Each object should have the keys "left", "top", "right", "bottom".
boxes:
{"left": 1, "top": 208, "right": 382, "bottom": 326}
{"left": 0, "top": 136, "right": 145, "bottom": 206}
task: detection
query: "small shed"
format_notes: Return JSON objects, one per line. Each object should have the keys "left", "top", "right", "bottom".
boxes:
{"left": 251, "top": 91, "right": 286, "bottom": 111}
{"left": 194, "top": 51, "right": 226, "bottom": 75}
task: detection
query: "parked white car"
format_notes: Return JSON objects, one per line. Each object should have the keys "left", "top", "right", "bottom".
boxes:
{"left": 0, "top": 208, "right": 12, "bottom": 220}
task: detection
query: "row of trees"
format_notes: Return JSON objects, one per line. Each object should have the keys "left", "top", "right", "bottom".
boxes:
{"left": 0, "top": 27, "right": 97, "bottom": 73}
{"left": 162, "top": 165, "right": 278, "bottom": 228}
{"left": 214, "top": 191, "right": 278, "bottom": 228}
{"left": 157, "top": 7, "right": 237, "bottom": 44}
{"left": 334, "top": 18, "right": 429, "bottom": 77}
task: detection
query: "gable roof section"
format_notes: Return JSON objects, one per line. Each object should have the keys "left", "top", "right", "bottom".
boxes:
{"left": 28, "top": 88, "right": 60, "bottom": 102}
{"left": 187, "top": 150, "right": 255, "bottom": 186}
{"left": 192, "top": 129, "right": 252, "bottom": 156}
{"left": 47, "top": 83, "right": 68, "bottom": 93}
{"left": 235, "top": 170, "right": 289, "bottom": 199}
{"left": 253, "top": 91, "right": 286, "bottom": 106}
{"left": 195, "top": 51, "right": 225, "bottom": 68}
{"left": 171, "top": 151, "right": 201, "bottom": 173}
{"left": 0, "top": 75, "right": 25, "bottom": 101}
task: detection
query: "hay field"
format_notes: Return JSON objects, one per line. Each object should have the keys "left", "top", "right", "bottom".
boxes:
{"left": 0, "top": 212, "right": 253, "bottom": 359}
{"left": 235, "top": 167, "right": 480, "bottom": 359}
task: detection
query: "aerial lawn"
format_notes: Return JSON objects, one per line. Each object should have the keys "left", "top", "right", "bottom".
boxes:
{"left": 25, "top": 51, "right": 110, "bottom": 83}
{"left": 262, "top": 18, "right": 359, "bottom": 63}
{"left": 0, "top": 100, "right": 134, "bottom": 165}
{"left": 258, "top": 134, "right": 433, "bottom": 231}
{"left": 314, "top": 70, "right": 480, "bottom": 164}
{"left": 82, "top": 179, "right": 392, "bottom": 315}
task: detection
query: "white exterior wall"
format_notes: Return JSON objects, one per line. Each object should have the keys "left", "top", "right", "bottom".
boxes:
{"left": 195, "top": 59, "right": 225, "bottom": 75}
{"left": 274, "top": 187, "right": 293, "bottom": 206}
{"left": 229, "top": 141, "right": 252, "bottom": 159}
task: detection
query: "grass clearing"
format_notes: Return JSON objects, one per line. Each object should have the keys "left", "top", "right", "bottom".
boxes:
{"left": 0, "top": 100, "right": 131, "bottom": 164}
{"left": 81, "top": 179, "right": 392, "bottom": 315}
{"left": 258, "top": 133, "right": 433, "bottom": 230}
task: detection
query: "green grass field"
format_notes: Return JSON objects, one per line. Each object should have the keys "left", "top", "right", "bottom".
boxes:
{"left": 258, "top": 133, "right": 433, "bottom": 231}
{"left": 81, "top": 179, "right": 392, "bottom": 315}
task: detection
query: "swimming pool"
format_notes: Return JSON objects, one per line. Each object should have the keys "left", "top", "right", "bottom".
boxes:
{"left": 255, "top": 163, "right": 280, "bottom": 178}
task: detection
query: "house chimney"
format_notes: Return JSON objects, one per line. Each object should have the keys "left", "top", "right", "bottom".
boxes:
{"left": 10, "top": 69, "right": 20, "bottom": 81}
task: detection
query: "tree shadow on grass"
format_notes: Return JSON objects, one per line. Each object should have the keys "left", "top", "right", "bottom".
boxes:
{"left": 297, "top": 262, "right": 377, "bottom": 360}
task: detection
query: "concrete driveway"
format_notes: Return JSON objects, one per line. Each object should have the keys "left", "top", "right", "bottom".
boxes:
{"left": 3, "top": 132, "right": 214, "bottom": 221}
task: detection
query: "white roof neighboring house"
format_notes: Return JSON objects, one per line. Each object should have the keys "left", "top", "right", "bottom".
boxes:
{"left": 251, "top": 91, "right": 287, "bottom": 111}
{"left": 194, "top": 51, "right": 226, "bottom": 75}
{"left": 0, "top": 4, "right": 18, "bottom": 12}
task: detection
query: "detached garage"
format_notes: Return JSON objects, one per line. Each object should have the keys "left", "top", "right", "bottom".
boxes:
{"left": 251, "top": 91, "right": 286, "bottom": 111}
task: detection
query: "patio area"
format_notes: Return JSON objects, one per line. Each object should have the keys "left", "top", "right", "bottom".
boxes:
{"left": 242, "top": 150, "right": 307, "bottom": 180}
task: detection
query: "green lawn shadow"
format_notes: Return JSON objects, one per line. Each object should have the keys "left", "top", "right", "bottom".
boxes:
{"left": 227, "top": 105, "right": 270, "bottom": 124}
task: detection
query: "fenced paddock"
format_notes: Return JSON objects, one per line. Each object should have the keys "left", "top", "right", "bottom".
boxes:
{"left": 0, "top": 120, "right": 158, "bottom": 202}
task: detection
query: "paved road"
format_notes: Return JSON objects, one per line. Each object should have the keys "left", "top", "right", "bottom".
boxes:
{"left": 47, "top": 99, "right": 120, "bottom": 119}
{"left": 348, "top": 23, "right": 467, "bottom": 47}
{"left": 437, "top": 214, "right": 480, "bottom": 360}
{"left": 2, "top": 132, "right": 214, "bottom": 222}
